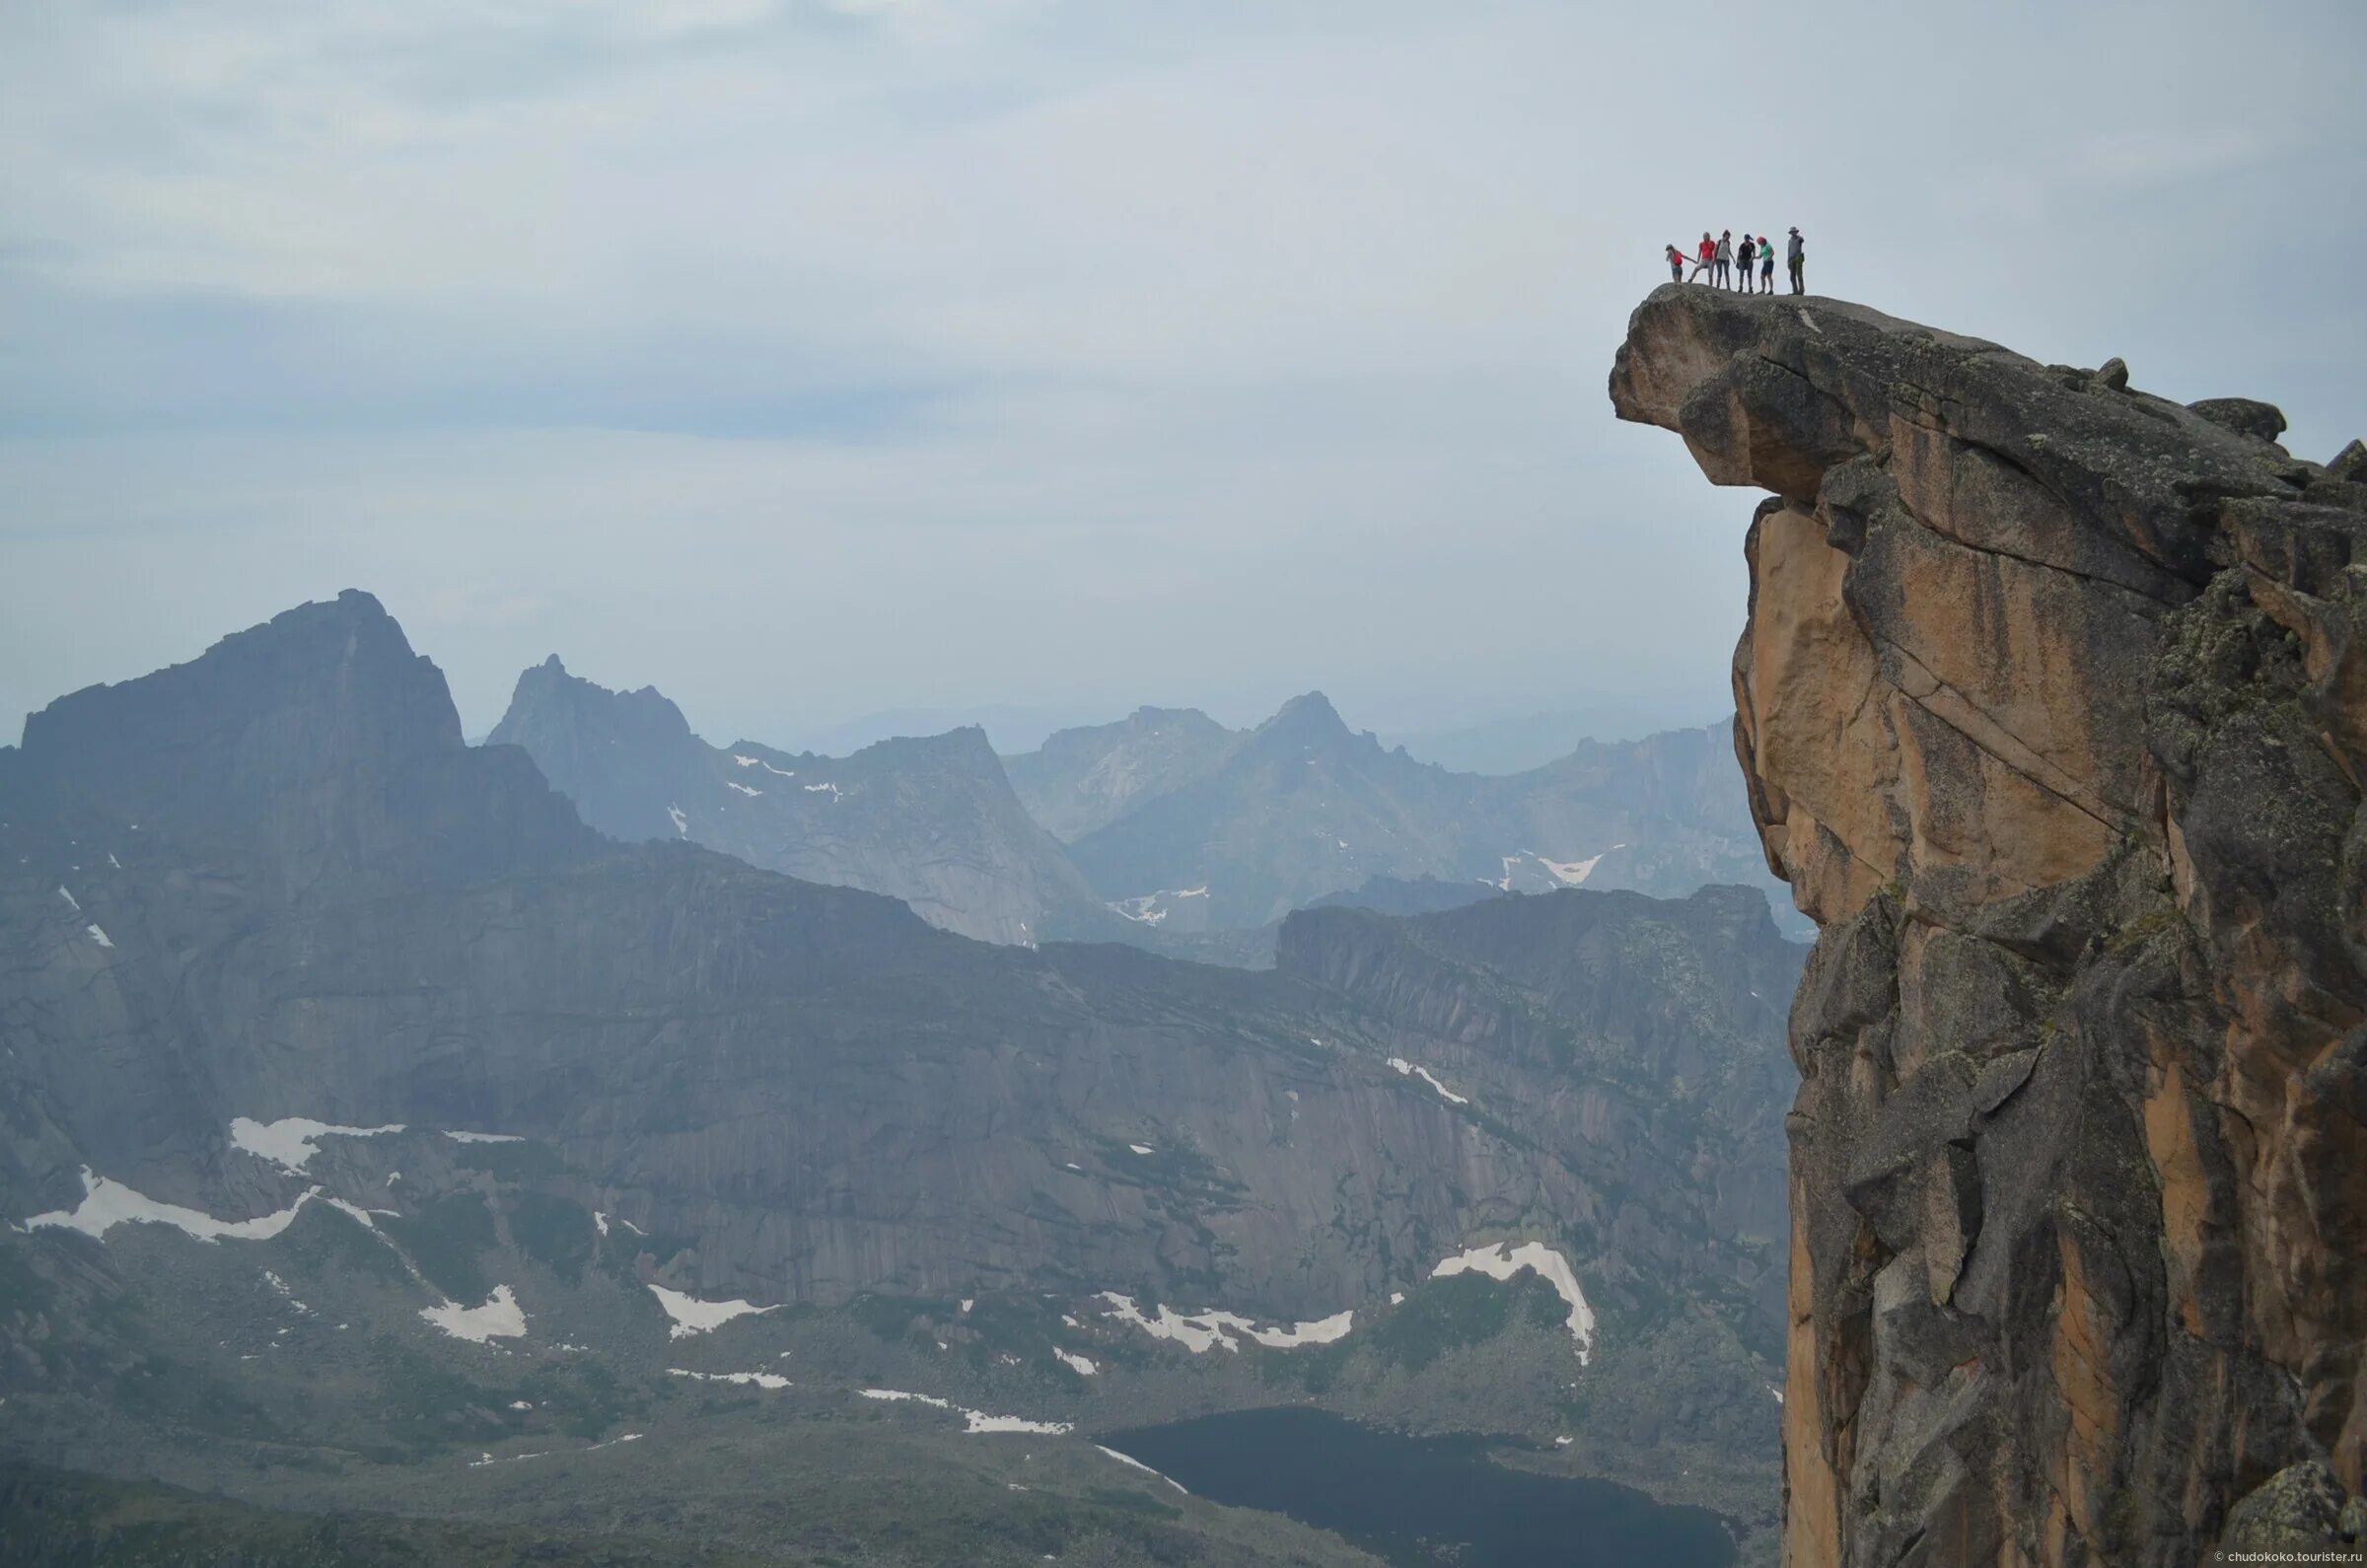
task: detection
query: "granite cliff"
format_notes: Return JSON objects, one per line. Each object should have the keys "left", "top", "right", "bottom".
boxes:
{"left": 1613, "top": 285, "right": 2367, "bottom": 1562}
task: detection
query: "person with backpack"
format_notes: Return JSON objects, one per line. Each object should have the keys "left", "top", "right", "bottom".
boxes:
{"left": 1688, "top": 232, "right": 1714, "bottom": 283}
{"left": 1787, "top": 227, "right": 1806, "bottom": 294}
{"left": 1666, "top": 243, "right": 1686, "bottom": 283}
{"left": 1714, "top": 230, "right": 1733, "bottom": 288}
{"left": 1737, "top": 234, "right": 1757, "bottom": 293}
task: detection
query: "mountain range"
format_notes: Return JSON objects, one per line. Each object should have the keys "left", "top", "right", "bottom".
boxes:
{"left": 0, "top": 591, "right": 1806, "bottom": 1560}
{"left": 487, "top": 655, "right": 1110, "bottom": 947}
{"left": 492, "top": 660, "right": 1805, "bottom": 954}
{"left": 1027, "top": 691, "right": 1799, "bottom": 932}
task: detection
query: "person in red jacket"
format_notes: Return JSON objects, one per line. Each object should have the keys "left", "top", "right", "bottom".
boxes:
{"left": 1687, "top": 232, "right": 1714, "bottom": 283}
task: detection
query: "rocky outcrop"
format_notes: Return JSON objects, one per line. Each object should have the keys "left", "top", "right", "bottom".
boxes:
{"left": 1613, "top": 285, "right": 2367, "bottom": 1564}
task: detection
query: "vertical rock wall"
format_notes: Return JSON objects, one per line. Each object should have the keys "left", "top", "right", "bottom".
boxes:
{"left": 1612, "top": 286, "right": 2367, "bottom": 1564}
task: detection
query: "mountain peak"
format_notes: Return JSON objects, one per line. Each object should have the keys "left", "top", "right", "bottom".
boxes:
{"left": 1264, "top": 690, "right": 1349, "bottom": 740}
{"left": 17, "top": 592, "right": 586, "bottom": 883}
{"left": 493, "top": 659, "right": 695, "bottom": 752}
{"left": 24, "top": 590, "right": 455, "bottom": 776}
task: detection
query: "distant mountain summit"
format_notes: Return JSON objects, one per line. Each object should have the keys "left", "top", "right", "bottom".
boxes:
{"left": 1003, "top": 705, "right": 1237, "bottom": 840}
{"left": 1050, "top": 691, "right": 1793, "bottom": 932}
{"left": 488, "top": 656, "right": 1110, "bottom": 947}
{"left": 21, "top": 591, "right": 592, "bottom": 892}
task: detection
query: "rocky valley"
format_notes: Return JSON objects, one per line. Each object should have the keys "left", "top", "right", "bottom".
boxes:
{"left": 0, "top": 593, "right": 1803, "bottom": 1562}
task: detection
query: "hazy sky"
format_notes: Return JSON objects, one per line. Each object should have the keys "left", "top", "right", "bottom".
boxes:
{"left": 4, "top": 1, "right": 2362, "bottom": 748}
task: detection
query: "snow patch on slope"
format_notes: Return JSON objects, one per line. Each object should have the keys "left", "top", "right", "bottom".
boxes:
{"left": 649, "top": 1282, "right": 775, "bottom": 1339}
{"left": 1097, "top": 1445, "right": 1189, "bottom": 1494}
{"left": 29, "top": 1168, "right": 317, "bottom": 1244}
{"left": 858, "top": 1388, "right": 1071, "bottom": 1436}
{"left": 669, "top": 1368, "right": 791, "bottom": 1390}
{"left": 1106, "top": 886, "right": 1208, "bottom": 926}
{"left": 420, "top": 1285, "right": 528, "bottom": 1344}
{"left": 1386, "top": 1058, "right": 1470, "bottom": 1105}
{"left": 1098, "top": 1293, "right": 1354, "bottom": 1354}
{"left": 231, "top": 1116, "right": 405, "bottom": 1173}
{"left": 1431, "top": 1242, "right": 1596, "bottom": 1363}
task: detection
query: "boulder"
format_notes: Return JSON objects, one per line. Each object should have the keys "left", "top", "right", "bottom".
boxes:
{"left": 2187, "top": 396, "right": 2288, "bottom": 445}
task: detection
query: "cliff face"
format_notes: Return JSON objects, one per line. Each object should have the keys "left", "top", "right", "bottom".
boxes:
{"left": 1612, "top": 286, "right": 2367, "bottom": 1563}
{"left": 1279, "top": 884, "right": 1804, "bottom": 1302}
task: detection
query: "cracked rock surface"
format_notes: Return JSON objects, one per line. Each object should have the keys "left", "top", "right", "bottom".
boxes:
{"left": 1613, "top": 285, "right": 2367, "bottom": 1565}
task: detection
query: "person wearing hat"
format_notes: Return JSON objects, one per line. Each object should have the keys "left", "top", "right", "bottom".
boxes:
{"left": 1786, "top": 227, "right": 1806, "bottom": 295}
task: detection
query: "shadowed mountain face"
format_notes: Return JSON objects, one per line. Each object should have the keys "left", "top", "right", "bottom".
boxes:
{"left": 487, "top": 656, "right": 1112, "bottom": 947}
{"left": 0, "top": 591, "right": 1804, "bottom": 1554}
{"left": 1055, "top": 691, "right": 1796, "bottom": 932}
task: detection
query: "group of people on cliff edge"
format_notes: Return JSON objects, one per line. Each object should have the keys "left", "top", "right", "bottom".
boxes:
{"left": 1665, "top": 228, "right": 1803, "bottom": 294}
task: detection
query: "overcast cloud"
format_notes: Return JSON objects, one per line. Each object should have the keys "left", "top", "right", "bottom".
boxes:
{"left": 4, "top": 0, "right": 2361, "bottom": 747}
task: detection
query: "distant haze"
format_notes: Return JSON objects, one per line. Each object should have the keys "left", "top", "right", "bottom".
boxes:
{"left": 4, "top": 2, "right": 2361, "bottom": 744}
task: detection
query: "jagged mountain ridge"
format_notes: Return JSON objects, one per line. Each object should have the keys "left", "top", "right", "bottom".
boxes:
{"left": 1003, "top": 704, "right": 1240, "bottom": 841}
{"left": 1, "top": 590, "right": 1803, "bottom": 1552}
{"left": 1613, "top": 284, "right": 2367, "bottom": 1562}
{"left": 487, "top": 654, "right": 1112, "bottom": 947}
{"left": 1059, "top": 689, "right": 1795, "bottom": 930}
{"left": 2, "top": 593, "right": 1791, "bottom": 1315}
